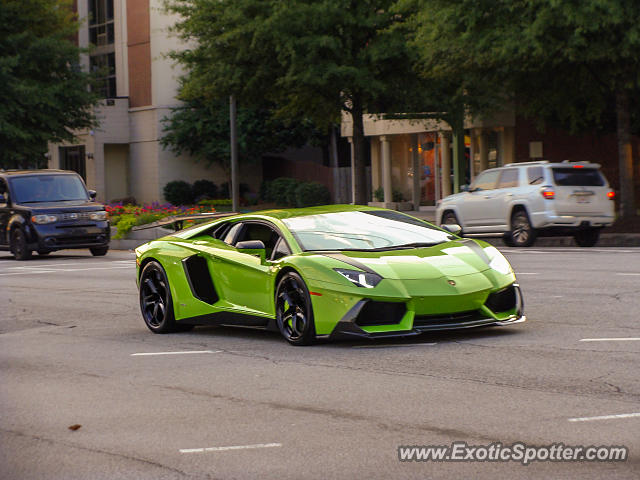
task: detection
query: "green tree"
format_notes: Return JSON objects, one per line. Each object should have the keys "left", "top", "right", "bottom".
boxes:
{"left": 160, "top": 96, "right": 319, "bottom": 180}
{"left": 0, "top": 0, "right": 99, "bottom": 169}
{"left": 165, "top": 0, "right": 427, "bottom": 204}
{"left": 405, "top": 0, "right": 639, "bottom": 216}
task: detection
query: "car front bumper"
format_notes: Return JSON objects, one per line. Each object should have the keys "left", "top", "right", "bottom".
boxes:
{"left": 26, "top": 221, "right": 110, "bottom": 251}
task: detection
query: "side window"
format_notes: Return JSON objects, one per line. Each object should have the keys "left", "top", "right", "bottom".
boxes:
{"left": 212, "top": 222, "right": 231, "bottom": 239}
{"left": 223, "top": 223, "right": 243, "bottom": 245}
{"left": 471, "top": 170, "right": 500, "bottom": 191}
{"left": 527, "top": 166, "right": 544, "bottom": 185}
{"left": 0, "top": 179, "right": 7, "bottom": 204}
{"left": 497, "top": 169, "right": 519, "bottom": 189}
{"left": 234, "top": 222, "right": 281, "bottom": 258}
{"left": 271, "top": 237, "right": 292, "bottom": 261}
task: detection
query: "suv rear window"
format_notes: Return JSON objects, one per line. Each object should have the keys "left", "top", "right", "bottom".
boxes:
{"left": 552, "top": 168, "right": 604, "bottom": 187}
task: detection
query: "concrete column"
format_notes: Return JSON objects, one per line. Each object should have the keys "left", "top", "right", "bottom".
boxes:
{"left": 411, "top": 134, "right": 420, "bottom": 209}
{"left": 439, "top": 132, "right": 452, "bottom": 198}
{"left": 370, "top": 137, "right": 381, "bottom": 198}
{"left": 434, "top": 139, "right": 440, "bottom": 201}
{"left": 478, "top": 130, "right": 489, "bottom": 172}
{"left": 380, "top": 135, "right": 392, "bottom": 203}
{"left": 348, "top": 137, "right": 355, "bottom": 204}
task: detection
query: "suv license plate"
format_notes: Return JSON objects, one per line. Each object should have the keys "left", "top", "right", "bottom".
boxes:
{"left": 576, "top": 196, "right": 591, "bottom": 203}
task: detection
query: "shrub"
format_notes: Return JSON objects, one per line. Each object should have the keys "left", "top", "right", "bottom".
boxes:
{"left": 268, "top": 177, "right": 299, "bottom": 206}
{"left": 198, "top": 198, "right": 233, "bottom": 206}
{"left": 295, "top": 181, "right": 330, "bottom": 207}
{"left": 192, "top": 179, "right": 217, "bottom": 200}
{"left": 372, "top": 187, "right": 403, "bottom": 202}
{"left": 163, "top": 180, "right": 194, "bottom": 205}
{"left": 373, "top": 187, "right": 384, "bottom": 202}
{"left": 219, "top": 181, "right": 251, "bottom": 199}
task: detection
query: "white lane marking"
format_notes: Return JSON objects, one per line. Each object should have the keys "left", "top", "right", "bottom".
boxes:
{"left": 580, "top": 338, "right": 640, "bottom": 342}
{"left": 616, "top": 273, "right": 640, "bottom": 276}
{"left": 131, "top": 350, "right": 221, "bottom": 356}
{"left": 569, "top": 413, "right": 640, "bottom": 422}
{"left": 352, "top": 343, "right": 437, "bottom": 349}
{"left": 180, "top": 443, "right": 282, "bottom": 453}
{"left": 0, "top": 266, "right": 131, "bottom": 276}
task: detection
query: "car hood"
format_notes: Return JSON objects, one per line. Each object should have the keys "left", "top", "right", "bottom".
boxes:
{"left": 321, "top": 240, "right": 495, "bottom": 280}
{"left": 15, "top": 201, "right": 104, "bottom": 213}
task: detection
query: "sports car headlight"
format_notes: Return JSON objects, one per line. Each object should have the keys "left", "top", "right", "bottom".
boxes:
{"left": 334, "top": 268, "right": 382, "bottom": 288}
{"left": 89, "top": 211, "right": 107, "bottom": 221}
{"left": 484, "top": 246, "right": 513, "bottom": 275}
{"left": 31, "top": 214, "right": 58, "bottom": 224}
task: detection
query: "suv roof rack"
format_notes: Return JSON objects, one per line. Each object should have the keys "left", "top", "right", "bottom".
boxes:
{"left": 503, "top": 161, "right": 549, "bottom": 167}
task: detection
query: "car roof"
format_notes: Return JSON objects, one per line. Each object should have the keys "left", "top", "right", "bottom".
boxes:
{"left": 0, "top": 169, "right": 79, "bottom": 177}
{"left": 238, "top": 204, "right": 386, "bottom": 221}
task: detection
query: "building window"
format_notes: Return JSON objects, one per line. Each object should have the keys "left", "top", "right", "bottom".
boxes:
{"left": 89, "top": 0, "right": 116, "bottom": 98}
{"left": 59, "top": 146, "right": 87, "bottom": 181}
{"left": 90, "top": 52, "right": 116, "bottom": 98}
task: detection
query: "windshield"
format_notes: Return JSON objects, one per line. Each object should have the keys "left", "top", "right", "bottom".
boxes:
{"left": 282, "top": 210, "right": 452, "bottom": 251}
{"left": 552, "top": 168, "right": 605, "bottom": 187}
{"left": 9, "top": 175, "right": 89, "bottom": 203}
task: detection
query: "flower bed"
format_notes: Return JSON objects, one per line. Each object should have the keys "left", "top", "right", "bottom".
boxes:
{"left": 106, "top": 202, "right": 216, "bottom": 239}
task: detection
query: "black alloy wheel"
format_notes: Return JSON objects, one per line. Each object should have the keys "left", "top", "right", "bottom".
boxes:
{"left": 139, "top": 261, "right": 191, "bottom": 333}
{"left": 508, "top": 210, "right": 537, "bottom": 247}
{"left": 90, "top": 246, "right": 109, "bottom": 256}
{"left": 11, "top": 228, "right": 32, "bottom": 261}
{"left": 275, "top": 272, "right": 315, "bottom": 346}
{"left": 574, "top": 228, "right": 600, "bottom": 247}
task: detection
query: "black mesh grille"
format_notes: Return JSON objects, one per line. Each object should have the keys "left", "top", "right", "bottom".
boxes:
{"left": 413, "top": 310, "right": 484, "bottom": 327}
{"left": 183, "top": 255, "right": 219, "bottom": 304}
{"left": 355, "top": 301, "right": 406, "bottom": 326}
{"left": 485, "top": 286, "right": 517, "bottom": 313}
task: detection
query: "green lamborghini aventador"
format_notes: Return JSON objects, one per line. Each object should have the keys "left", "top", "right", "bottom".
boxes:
{"left": 135, "top": 205, "right": 525, "bottom": 345}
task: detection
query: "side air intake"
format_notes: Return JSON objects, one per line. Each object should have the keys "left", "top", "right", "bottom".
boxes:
{"left": 182, "top": 255, "right": 218, "bottom": 304}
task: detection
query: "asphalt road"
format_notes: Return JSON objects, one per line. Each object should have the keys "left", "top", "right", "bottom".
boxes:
{"left": 1, "top": 246, "right": 639, "bottom": 479}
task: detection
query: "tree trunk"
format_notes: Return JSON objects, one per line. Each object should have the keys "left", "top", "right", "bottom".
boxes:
{"left": 350, "top": 100, "right": 368, "bottom": 205}
{"left": 615, "top": 90, "right": 635, "bottom": 218}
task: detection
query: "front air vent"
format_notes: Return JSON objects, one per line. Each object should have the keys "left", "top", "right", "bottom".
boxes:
{"left": 182, "top": 255, "right": 218, "bottom": 304}
{"left": 485, "top": 285, "right": 517, "bottom": 313}
{"left": 355, "top": 301, "right": 406, "bottom": 326}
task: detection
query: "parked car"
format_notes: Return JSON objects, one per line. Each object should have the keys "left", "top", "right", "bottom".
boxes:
{"left": 135, "top": 205, "right": 524, "bottom": 345}
{"left": 0, "top": 169, "right": 110, "bottom": 260}
{"left": 436, "top": 161, "right": 615, "bottom": 247}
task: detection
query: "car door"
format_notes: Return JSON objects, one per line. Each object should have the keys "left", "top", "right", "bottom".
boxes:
{"left": 213, "top": 221, "right": 287, "bottom": 317}
{"left": 485, "top": 168, "right": 521, "bottom": 229}
{"left": 459, "top": 169, "right": 501, "bottom": 228}
{"left": 0, "top": 178, "right": 10, "bottom": 246}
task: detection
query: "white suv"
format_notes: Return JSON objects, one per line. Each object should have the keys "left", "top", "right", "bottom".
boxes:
{"left": 436, "top": 161, "right": 616, "bottom": 247}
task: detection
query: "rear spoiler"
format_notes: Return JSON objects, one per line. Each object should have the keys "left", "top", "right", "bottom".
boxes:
{"left": 131, "top": 212, "right": 238, "bottom": 232}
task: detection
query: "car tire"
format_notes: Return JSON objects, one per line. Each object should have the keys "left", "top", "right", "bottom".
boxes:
{"left": 139, "top": 261, "right": 186, "bottom": 333}
{"left": 574, "top": 228, "right": 600, "bottom": 247}
{"left": 90, "top": 246, "right": 109, "bottom": 256}
{"left": 507, "top": 210, "right": 537, "bottom": 247}
{"left": 502, "top": 233, "right": 516, "bottom": 247}
{"left": 37, "top": 250, "right": 51, "bottom": 256}
{"left": 275, "top": 271, "right": 316, "bottom": 346}
{"left": 11, "top": 228, "right": 32, "bottom": 261}
{"left": 441, "top": 211, "right": 461, "bottom": 229}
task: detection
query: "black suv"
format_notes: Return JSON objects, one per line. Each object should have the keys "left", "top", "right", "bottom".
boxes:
{"left": 0, "top": 170, "right": 110, "bottom": 260}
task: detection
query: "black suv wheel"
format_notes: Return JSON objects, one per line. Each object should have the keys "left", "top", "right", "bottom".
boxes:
{"left": 507, "top": 210, "right": 537, "bottom": 247}
{"left": 11, "top": 227, "right": 32, "bottom": 260}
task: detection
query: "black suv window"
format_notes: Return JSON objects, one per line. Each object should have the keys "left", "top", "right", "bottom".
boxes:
{"left": 498, "top": 169, "right": 519, "bottom": 188}
{"left": 552, "top": 168, "right": 605, "bottom": 186}
{"left": 9, "top": 174, "right": 88, "bottom": 203}
{"left": 471, "top": 170, "right": 500, "bottom": 191}
{"left": 527, "top": 166, "right": 544, "bottom": 185}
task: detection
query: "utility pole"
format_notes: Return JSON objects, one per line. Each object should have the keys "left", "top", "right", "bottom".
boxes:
{"left": 229, "top": 95, "right": 239, "bottom": 212}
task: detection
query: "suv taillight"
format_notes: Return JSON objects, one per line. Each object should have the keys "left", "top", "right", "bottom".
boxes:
{"left": 607, "top": 191, "right": 615, "bottom": 200}
{"left": 541, "top": 188, "right": 555, "bottom": 200}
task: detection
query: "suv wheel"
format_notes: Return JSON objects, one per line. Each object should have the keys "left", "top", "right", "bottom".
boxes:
{"left": 441, "top": 211, "right": 461, "bottom": 228}
{"left": 90, "top": 246, "right": 109, "bottom": 256}
{"left": 574, "top": 228, "right": 600, "bottom": 247}
{"left": 508, "top": 210, "right": 537, "bottom": 247}
{"left": 11, "top": 228, "right": 32, "bottom": 260}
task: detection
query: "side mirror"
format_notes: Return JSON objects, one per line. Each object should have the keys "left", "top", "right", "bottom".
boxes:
{"left": 88, "top": 190, "right": 97, "bottom": 200}
{"left": 441, "top": 224, "right": 462, "bottom": 236}
{"left": 460, "top": 184, "right": 470, "bottom": 192}
{"left": 236, "top": 240, "right": 266, "bottom": 262}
